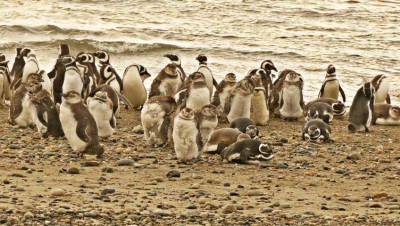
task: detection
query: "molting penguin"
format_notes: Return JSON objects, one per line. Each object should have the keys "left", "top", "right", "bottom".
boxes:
{"left": 225, "top": 77, "right": 255, "bottom": 123}
{"left": 305, "top": 102, "right": 334, "bottom": 123}
{"left": 148, "top": 63, "right": 180, "bottom": 98}
{"left": 372, "top": 103, "right": 400, "bottom": 125}
{"left": 348, "top": 82, "right": 375, "bottom": 133}
{"left": 211, "top": 73, "right": 236, "bottom": 118}
{"left": 87, "top": 90, "right": 115, "bottom": 138}
{"left": 302, "top": 119, "right": 332, "bottom": 143}
{"left": 10, "top": 48, "right": 25, "bottom": 91}
{"left": 304, "top": 97, "right": 346, "bottom": 117}
{"left": 195, "top": 104, "right": 218, "bottom": 156}
{"left": 220, "top": 139, "right": 274, "bottom": 164}
{"left": 206, "top": 128, "right": 251, "bottom": 154}
{"left": 9, "top": 83, "right": 32, "bottom": 127}
{"left": 61, "top": 56, "right": 84, "bottom": 98}
{"left": 249, "top": 75, "right": 269, "bottom": 125}
{"left": 275, "top": 70, "right": 304, "bottom": 120}
{"left": 26, "top": 80, "right": 49, "bottom": 136}
{"left": 230, "top": 117, "right": 259, "bottom": 139}
{"left": 122, "top": 64, "right": 151, "bottom": 110}
{"left": 173, "top": 107, "right": 200, "bottom": 162}
{"left": 0, "top": 56, "right": 11, "bottom": 107}
{"left": 59, "top": 91, "right": 104, "bottom": 157}
{"left": 177, "top": 71, "right": 210, "bottom": 112}
{"left": 196, "top": 54, "right": 218, "bottom": 99}
{"left": 99, "top": 64, "right": 123, "bottom": 93}
{"left": 371, "top": 74, "right": 390, "bottom": 104}
{"left": 318, "top": 64, "right": 346, "bottom": 102}
{"left": 141, "top": 95, "right": 177, "bottom": 147}
{"left": 164, "top": 53, "right": 186, "bottom": 84}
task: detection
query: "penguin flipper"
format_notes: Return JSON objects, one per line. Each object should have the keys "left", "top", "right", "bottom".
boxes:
{"left": 318, "top": 83, "right": 325, "bottom": 99}
{"left": 109, "top": 115, "right": 116, "bottom": 129}
{"left": 239, "top": 149, "right": 251, "bottom": 164}
{"left": 339, "top": 85, "right": 346, "bottom": 103}
{"left": 212, "top": 77, "right": 219, "bottom": 89}
{"left": 76, "top": 117, "right": 98, "bottom": 143}
{"left": 148, "top": 78, "right": 162, "bottom": 98}
{"left": 386, "top": 94, "right": 391, "bottom": 104}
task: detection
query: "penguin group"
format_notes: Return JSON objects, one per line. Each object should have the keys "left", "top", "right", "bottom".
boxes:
{"left": 0, "top": 45, "right": 398, "bottom": 164}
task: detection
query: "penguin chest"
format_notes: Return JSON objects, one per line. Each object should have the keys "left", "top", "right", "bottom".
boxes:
{"left": 59, "top": 104, "right": 87, "bottom": 152}
{"left": 321, "top": 81, "right": 339, "bottom": 100}
{"left": 228, "top": 94, "right": 252, "bottom": 122}
{"left": 123, "top": 75, "right": 146, "bottom": 108}
{"left": 199, "top": 119, "right": 218, "bottom": 144}
{"left": 141, "top": 103, "right": 167, "bottom": 146}
{"left": 88, "top": 99, "right": 114, "bottom": 138}
{"left": 107, "top": 78, "right": 121, "bottom": 93}
{"left": 186, "top": 87, "right": 210, "bottom": 111}
{"left": 218, "top": 86, "right": 234, "bottom": 110}
{"left": 159, "top": 77, "right": 181, "bottom": 96}
{"left": 28, "top": 101, "right": 47, "bottom": 134}
{"left": 280, "top": 85, "right": 303, "bottom": 118}
{"left": 173, "top": 118, "right": 198, "bottom": 160}
{"left": 63, "top": 71, "right": 83, "bottom": 94}
{"left": 375, "top": 79, "right": 389, "bottom": 103}
{"left": 198, "top": 67, "right": 213, "bottom": 95}
{"left": 22, "top": 61, "right": 39, "bottom": 83}
{"left": 14, "top": 94, "right": 33, "bottom": 127}
{"left": 251, "top": 91, "right": 269, "bottom": 125}
{"left": 375, "top": 117, "right": 400, "bottom": 125}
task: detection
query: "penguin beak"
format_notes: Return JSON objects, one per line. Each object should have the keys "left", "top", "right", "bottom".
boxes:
{"left": 271, "top": 65, "right": 277, "bottom": 72}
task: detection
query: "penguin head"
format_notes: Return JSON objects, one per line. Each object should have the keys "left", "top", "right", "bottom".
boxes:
{"left": 93, "top": 51, "right": 109, "bottom": 64}
{"left": 164, "top": 53, "right": 181, "bottom": 65}
{"left": 0, "top": 53, "right": 9, "bottom": 66}
{"left": 76, "top": 52, "right": 94, "bottom": 64}
{"left": 100, "top": 65, "right": 117, "bottom": 79}
{"left": 258, "top": 143, "right": 273, "bottom": 155}
{"left": 27, "top": 72, "right": 44, "bottom": 83}
{"left": 307, "top": 125, "right": 321, "bottom": 141}
{"left": 0, "top": 53, "right": 5, "bottom": 62}
{"left": 93, "top": 91, "right": 109, "bottom": 103}
{"left": 249, "top": 75, "right": 263, "bottom": 88}
{"left": 61, "top": 56, "right": 76, "bottom": 67}
{"left": 225, "top": 73, "right": 236, "bottom": 82}
{"left": 191, "top": 71, "right": 206, "bottom": 82}
{"left": 26, "top": 80, "right": 43, "bottom": 95}
{"left": 19, "top": 48, "right": 32, "bottom": 58}
{"left": 137, "top": 65, "right": 151, "bottom": 81}
{"left": 362, "top": 82, "right": 375, "bottom": 99}
{"left": 245, "top": 125, "right": 259, "bottom": 139}
{"left": 179, "top": 107, "right": 194, "bottom": 120}
{"left": 164, "top": 63, "right": 178, "bottom": 77}
{"left": 332, "top": 102, "right": 345, "bottom": 112}
{"left": 307, "top": 108, "right": 319, "bottom": 121}
{"left": 389, "top": 107, "right": 400, "bottom": 119}
{"left": 61, "top": 91, "right": 82, "bottom": 104}
{"left": 261, "top": 60, "right": 277, "bottom": 73}
{"left": 196, "top": 54, "right": 207, "bottom": 65}
{"left": 285, "top": 71, "right": 301, "bottom": 82}
{"left": 200, "top": 104, "right": 217, "bottom": 117}
{"left": 327, "top": 64, "right": 336, "bottom": 74}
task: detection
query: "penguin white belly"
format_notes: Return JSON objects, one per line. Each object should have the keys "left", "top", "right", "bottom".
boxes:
{"left": 280, "top": 85, "right": 303, "bottom": 118}
{"left": 375, "top": 117, "right": 400, "bottom": 125}
{"left": 200, "top": 121, "right": 218, "bottom": 151}
{"left": 123, "top": 74, "right": 146, "bottom": 109}
{"left": 366, "top": 100, "right": 372, "bottom": 127}
{"left": 63, "top": 71, "right": 83, "bottom": 95}
{"left": 250, "top": 91, "right": 269, "bottom": 125}
{"left": 321, "top": 81, "right": 339, "bottom": 100}
{"left": 159, "top": 77, "right": 180, "bottom": 96}
{"left": 197, "top": 67, "right": 213, "bottom": 97}
{"left": 88, "top": 100, "right": 114, "bottom": 138}
{"left": 173, "top": 118, "right": 198, "bottom": 161}
{"left": 59, "top": 105, "right": 87, "bottom": 152}
{"left": 227, "top": 94, "right": 252, "bottom": 123}
{"left": 41, "top": 74, "right": 53, "bottom": 95}
{"left": 375, "top": 79, "right": 389, "bottom": 103}
{"left": 141, "top": 103, "right": 166, "bottom": 146}
{"left": 186, "top": 87, "right": 210, "bottom": 111}
{"left": 21, "top": 61, "right": 39, "bottom": 83}
{"left": 28, "top": 101, "right": 47, "bottom": 134}
{"left": 218, "top": 87, "right": 233, "bottom": 113}
{"left": 108, "top": 79, "right": 121, "bottom": 93}
{"left": 14, "top": 94, "right": 33, "bottom": 127}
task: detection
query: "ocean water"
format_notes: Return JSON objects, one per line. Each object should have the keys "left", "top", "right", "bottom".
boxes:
{"left": 1, "top": 0, "right": 399, "bottom": 104}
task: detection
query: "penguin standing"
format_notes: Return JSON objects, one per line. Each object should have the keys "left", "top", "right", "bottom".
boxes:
{"left": 48, "top": 44, "right": 71, "bottom": 80}
{"left": 249, "top": 75, "right": 269, "bottom": 125}
{"left": 87, "top": 90, "right": 115, "bottom": 138}
{"left": 177, "top": 72, "right": 210, "bottom": 112}
{"left": 196, "top": 104, "right": 218, "bottom": 156}
{"left": 196, "top": 54, "right": 218, "bottom": 99}
{"left": 211, "top": 73, "right": 236, "bottom": 118}
{"left": 248, "top": 67, "right": 274, "bottom": 97}
{"left": 318, "top": 64, "right": 346, "bottom": 102}
{"left": 59, "top": 91, "right": 104, "bottom": 157}
{"left": 164, "top": 53, "right": 186, "bottom": 84}
{"left": 141, "top": 96, "right": 177, "bottom": 147}
{"left": 225, "top": 77, "right": 255, "bottom": 123}
{"left": 220, "top": 139, "right": 274, "bottom": 164}
{"left": 305, "top": 102, "right": 334, "bottom": 123}
{"left": 173, "top": 107, "right": 200, "bottom": 162}
{"left": 302, "top": 119, "right": 332, "bottom": 143}
{"left": 260, "top": 59, "right": 278, "bottom": 89}
{"left": 0, "top": 55, "right": 12, "bottom": 107}
{"left": 26, "top": 80, "right": 49, "bottom": 135}
{"left": 61, "top": 56, "right": 84, "bottom": 98}
{"left": 76, "top": 52, "right": 98, "bottom": 98}
{"left": 10, "top": 48, "right": 25, "bottom": 91}
{"left": 373, "top": 103, "right": 400, "bottom": 125}
{"left": 122, "top": 64, "right": 151, "bottom": 109}
{"left": 148, "top": 63, "right": 180, "bottom": 98}
{"left": 348, "top": 82, "right": 375, "bottom": 132}
{"left": 9, "top": 83, "right": 32, "bottom": 127}
{"left": 371, "top": 75, "right": 390, "bottom": 104}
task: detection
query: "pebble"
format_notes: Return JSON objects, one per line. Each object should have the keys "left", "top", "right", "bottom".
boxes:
{"left": 280, "top": 204, "right": 291, "bottom": 209}
{"left": 347, "top": 152, "right": 362, "bottom": 160}
{"left": 221, "top": 204, "right": 237, "bottom": 214}
{"left": 82, "top": 161, "right": 100, "bottom": 167}
{"left": 204, "top": 201, "right": 218, "bottom": 210}
{"left": 8, "top": 144, "right": 21, "bottom": 150}
{"left": 190, "top": 183, "right": 200, "bottom": 189}
{"left": 51, "top": 189, "right": 66, "bottom": 196}
{"left": 117, "top": 159, "right": 135, "bottom": 166}
{"left": 186, "top": 204, "right": 197, "bottom": 209}
{"left": 247, "top": 190, "right": 264, "bottom": 196}
{"left": 373, "top": 192, "right": 388, "bottom": 199}
{"left": 166, "top": 170, "right": 181, "bottom": 178}
{"left": 261, "top": 207, "right": 273, "bottom": 213}
{"left": 275, "top": 163, "right": 289, "bottom": 169}
{"left": 368, "top": 203, "right": 383, "bottom": 208}
{"left": 132, "top": 125, "right": 144, "bottom": 134}
{"left": 84, "top": 210, "right": 100, "bottom": 218}
{"left": 67, "top": 167, "right": 80, "bottom": 174}
{"left": 101, "top": 188, "right": 116, "bottom": 196}
{"left": 24, "top": 211, "right": 34, "bottom": 218}
{"left": 388, "top": 205, "right": 400, "bottom": 210}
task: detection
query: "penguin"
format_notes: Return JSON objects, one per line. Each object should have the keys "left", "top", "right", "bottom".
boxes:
{"left": 9, "top": 48, "right": 25, "bottom": 91}
{"left": 305, "top": 102, "right": 334, "bottom": 124}
{"left": 260, "top": 59, "right": 278, "bottom": 85}
{"left": 270, "top": 70, "right": 304, "bottom": 120}
{"left": 372, "top": 103, "right": 400, "bottom": 125}
{"left": 348, "top": 82, "right": 375, "bottom": 133}
{"left": 164, "top": 53, "right": 186, "bottom": 83}
{"left": 93, "top": 50, "right": 110, "bottom": 65}
{"left": 304, "top": 97, "right": 346, "bottom": 117}
{"left": 99, "top": 64, "right": 123, "bottom": 93}
{"left": 371, "top": 75, "right": 390, "bottom": 104}
{"left": 318, "top": 64, "right": 346, "bottom": 102}
{"left": 48, "top": 44, "right": 71, "bottom": 80}
{"left": 225, "top": 77, "right": 255, "bottom": 123}
{"left": 302, "top": 119, "right": 332, "bottom": 143}
{"left": 20, "top": 48, "right": 38, "bottom": 83}
{"left": 148, "top": 63, "right": 181, "bottom": 98}
{"left": 211, "top": 73, "right": 236, "bottom": 118}
{"left": 61, "top": 56, "right": 84, "bottom": 98}
{"left": 28, "top": 83, "right": 64, "bottom": 138}
{"left": 59, "top": 91, "right": 104, "bottom": 157}
{"left": 141, "top": 95, "right": 177, "bottom": 147}
{"left": 76, "top": 52, "right": 98, "bottom": 97}
{"left": 272, "top": 68, "right": 304, "bottom": 87}
{"left": 122, "top": 64, "right": 152, "bottom": 110}
{"left": 247, "top": 67, "right": 273, "bottom": 97}
{"left": 26, "top": 80, "right": 48, "bottom": 135}
{"left": 220, "top": 139, "right": 274, "bottom": 164}
{"left": 87, "top": 90, "right": 115, "bottom": 138}
{"left": 0, "top": 56, "right": 12, "bottom": 107}
{"left": 9, "top": 83, "right": 32, "bottom": 127}
{"left": 230, "top": 117, "right": 259, "bottom": 139}
{"left": 206, "top": 128, "right": 251, "bottom": 154}
{"left": 195, "top": 104, "right": 218, "bottom": 156}
{"left": 196, "top": 54, "right": 218, "bottom": 98}
{"left": 249, "top": 75, "right": 269, "bottom": 125}
{"left": 173, "top": 107, "right": 200, "bottom": 162}
{"left": 177, "top": 71, "right": 210, "bottom": 112}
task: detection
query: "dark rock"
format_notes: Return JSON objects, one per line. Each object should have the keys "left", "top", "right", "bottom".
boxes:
{"left": 101, "top": 188, "right": 116, "bottom": 196}
{"left": 186, "top": 204, "right": 197, "bottom": 209}
{"left": 166, "top": 170, "right": 181, "bottom": 178}
{"left": 82, "top": 161, "right": 100, "bottom": 167}
{"left": 67, "top": 167, "right": 80, "bottom": 174}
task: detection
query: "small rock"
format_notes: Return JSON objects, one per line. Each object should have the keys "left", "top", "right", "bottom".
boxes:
{"left": 261, "top": 207, "right": 273, "bottom": 213}
{"left": 190, "top": 183, "right": 200, "bottom": 189}
{"left": 373, "top": 193, "right": 388, "bottom": 199}
{"left": 101, "top": 188, "right": 115, "bottom": 196}
{"left": 82, "top": 161, "right": 100, "bottom": 167}
{"left": 388, "top": 205, "right": 400, "bottom": 210}
{"left": 67, "top": 167, "right": 80, "bottom": 174}
{"left": 279, "top": 138, "right": 288, "bottom": 143}
{"left": 204, "top": 202, "right": 218, "bottom": 210}
{"left": 117, "top": 159, "right": 135, "bottom": 166}
{"left": 51, "top": 189, "right": 66, "bottom": 197}
{"left": 230, "top": 192, "right": 240, "bottom": 196}
{"left": 132, "top": 125, "right": 144, "bottom": 134}
{"left": 368, "top": 203, "right": 383, "bottom": 208}
{"left": 221, "top": 204, "right": 237, "bottom": 214}
{"left": 275, "top": 163, "right": 288, "bottom": 169}
{"left": 14, "top": 187, "right": 25, "bottom": 192}
{"left": 8, "top": 144, "right": 21, "bottom": 150}
{"left": 186, "top": 204, "right": 197, "bottom": 209}
{"left": 321, "top": 206, "right": 329, "bottom": 210}
{"left": 3, "top": 179, "right": 10, "bottom": 184}
{"left": 247, "top": 190, "right": 264, "bottom": 196}
{"left": 84, "top": 210, "right": 99, "bottom": 218}
{"left": 347, "top": 152, "right": 362, "bottom": 160}
{"left": 166, "top": 170, "right": 181, "bottom": 178}
{"left": 24, "top": 211, "right": 34, "bottom": 219}
{"left": 154, "top": 209, "right": 172, "bottom": 216}
{"left": 280, "top": 204, "right": 291, "bottom": 209}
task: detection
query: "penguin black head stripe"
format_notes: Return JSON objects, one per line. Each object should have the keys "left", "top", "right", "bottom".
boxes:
{"left": 363, "top": 82, "right": 375, "bottom": 99}
{"left": 59, "top": 44, "right": 70, "bottom": 57}
{"left": 196, "top": 54, "right": 207, "bottom": 64}
{"left": 261, "top": 60, "right": 277, "bottom": 72}
{"left": 327, "top": 64, "right": 336, "bottom": 75}
{"left": 164, "top": 53, "right": 180, "bottom": 63}
{"left": 19, "top": 48, "right": 32, "bottom": 57}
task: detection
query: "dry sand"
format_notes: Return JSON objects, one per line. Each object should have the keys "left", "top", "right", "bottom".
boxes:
{"left": 0, "top": 107, "right": 399, "bottom": 225}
